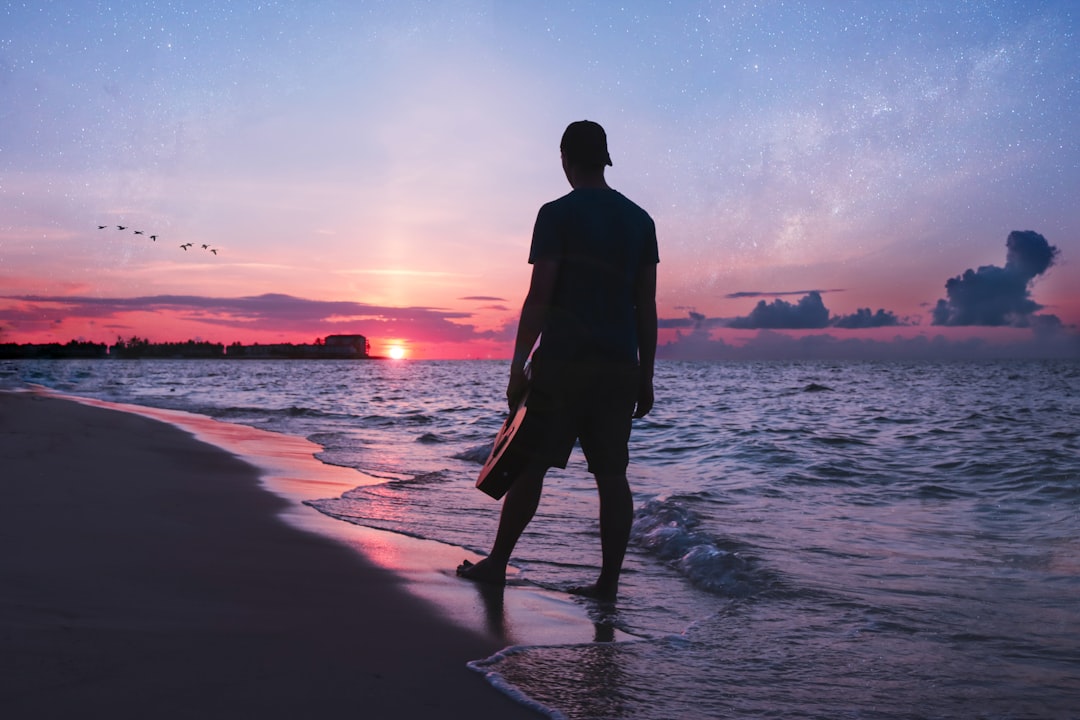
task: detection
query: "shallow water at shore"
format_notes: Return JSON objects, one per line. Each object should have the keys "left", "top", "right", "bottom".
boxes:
{"left": 4, "top": 358, "right": 1079, "bottom": 718}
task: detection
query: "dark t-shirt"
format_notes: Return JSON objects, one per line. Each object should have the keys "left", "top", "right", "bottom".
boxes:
{"left": 528, "top": 187, "right": 659, "bottom": 368}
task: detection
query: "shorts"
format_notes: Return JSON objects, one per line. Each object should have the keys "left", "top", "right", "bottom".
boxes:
{"left": 517, "top": 360, "right": 639, "bottom": 475}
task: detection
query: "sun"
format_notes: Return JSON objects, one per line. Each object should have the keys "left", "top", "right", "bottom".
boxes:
{"left": 388, "top": 345, "right": 406, "bottom": 360}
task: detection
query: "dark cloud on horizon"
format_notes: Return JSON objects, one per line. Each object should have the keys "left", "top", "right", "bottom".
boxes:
{"left": 0, "top": 293, "right": 511, "bottom": 345}
{"left": 658, "top": 310, "right": 726, "bottom": 331}
{"left": 831, "top": 307, "right": 902, "bottom": 329}
{"left": 662, "top": 293, "right": 902, "bottom": 332}
{"left": 461, "top": 295, "right": 511, "bottom": 312}
{"left": 725, "top": 289, "right": 844, "bottom": 299}
{"left": 657, "top": 328, "right": 1080, "bottom": 362}
{"left": 729, "top": 292, "right": 831, "bottom": 329}
{"left": 932, "top": 230, "right": 1060, "bottom": 327}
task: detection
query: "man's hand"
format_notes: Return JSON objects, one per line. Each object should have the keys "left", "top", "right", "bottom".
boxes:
{"left": 634, "top": 376, "right": 654, "bottom": 418}
{"left": 507, "top": 366, "right": 529, "bottom": 411}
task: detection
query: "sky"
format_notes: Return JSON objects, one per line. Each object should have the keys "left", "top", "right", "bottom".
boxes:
{"left": 2, "top": 0, "right": 1078, "bottom": 360}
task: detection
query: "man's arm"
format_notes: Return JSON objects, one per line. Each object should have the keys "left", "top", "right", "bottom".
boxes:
{"left": 633, "top": 263, "right": 658, "bottom": 418}
{"left": 507, "top": 259, "right": 558, "bottom": 407}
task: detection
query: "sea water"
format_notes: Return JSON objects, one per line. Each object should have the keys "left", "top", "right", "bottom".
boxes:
{"left": 3, "top": 358, "right": 1078, "bottom": 719}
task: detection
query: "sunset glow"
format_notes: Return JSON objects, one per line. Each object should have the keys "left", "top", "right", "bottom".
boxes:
{"left": 1, "top": 3, "right": 1076, "bottom": 360}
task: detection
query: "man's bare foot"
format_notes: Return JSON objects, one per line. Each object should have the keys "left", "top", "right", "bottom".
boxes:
{"left": 568, "top": 582, "right": 617, "bottom": 602}
{"left": 456, "top": 558, "right": 506, "bottom": 585}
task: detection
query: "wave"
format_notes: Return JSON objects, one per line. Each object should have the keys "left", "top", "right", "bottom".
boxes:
{"left": 469, "top": 649, "right": 567, "bottom": 720}
{"left": 630, "top": 498, "right": 763, "bottom": 597}
{"left": 811, "top": 433, "right": 871, "bottom": 446}
{"left": 349, "top": 469, "right": 453, "bottom": 489}
{"left": 454, "top": 443, "right": 492, "bottom": 464}
{"left": 916, "top": 483, "right": 974, "bottom": 500}
{"left": 194, "top": 404, "right": 343, "bottom": 421}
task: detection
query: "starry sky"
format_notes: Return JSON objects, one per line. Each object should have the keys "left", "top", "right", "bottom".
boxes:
{"left": 2, "top": 1, "right": 1077, "bottom": 359}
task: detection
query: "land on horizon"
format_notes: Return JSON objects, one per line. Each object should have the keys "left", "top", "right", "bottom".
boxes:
{"left": 0, "top": 334, "right": 381, "bottom": 360}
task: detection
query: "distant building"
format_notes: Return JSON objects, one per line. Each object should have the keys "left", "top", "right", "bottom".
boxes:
{"left": 324, "top": 334, "right": 371, "bottom": 356}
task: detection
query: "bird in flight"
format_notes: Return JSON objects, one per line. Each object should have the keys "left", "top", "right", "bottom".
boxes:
{"left": 96, "top": 222, "right": 211, "bottom": 254}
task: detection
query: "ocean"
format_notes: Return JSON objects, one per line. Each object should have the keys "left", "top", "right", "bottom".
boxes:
{"left": 3, "top": 358, "right": 1078, "bottom": 719}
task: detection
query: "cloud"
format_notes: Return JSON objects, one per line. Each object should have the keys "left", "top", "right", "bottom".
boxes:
{"left": 659, "top": 310, "right": 721, "bottom": 330}
{"left": 932, "top": 230, "right": 1060, "bottom": 327}
{"left": 0, "top": 293, "right": 502, "bottom": 345}
{"left": 725, "top": 289, "right": 844, "bottom": 299}
{"left": 729, "top": 291, "right": 831, "bottom": 329}
{"left": 663, "top": 297, "right": 903, "bottom": 332}
{"left": 461, "top": 295, "right": 511, "bottom": 311}
{"left": 831, "top": 307, "right": 902, "bottom": 329}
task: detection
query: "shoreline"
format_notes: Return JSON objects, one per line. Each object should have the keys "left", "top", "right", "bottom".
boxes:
{"left": 0, "top": 389, "right": 595, "bottom": 718}
{"left": 39, "top": 387, "right": 609, "bottom": 648}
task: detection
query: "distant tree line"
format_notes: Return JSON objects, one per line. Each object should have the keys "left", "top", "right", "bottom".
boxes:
{"left": 1, "top": 334, "right": 372, "bottom": 360}
{"left": 110, "top": 336, "right": 225, "bottom": 359}
{"left": 0, "top": 340, "right": 108, "bottom": 359}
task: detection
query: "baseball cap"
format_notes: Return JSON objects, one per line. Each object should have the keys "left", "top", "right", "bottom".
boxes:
{"left": 560, "top": 120, "right": 613, "bottom": 167}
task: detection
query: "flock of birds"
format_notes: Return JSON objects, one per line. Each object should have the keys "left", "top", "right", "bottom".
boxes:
{"left": 97, "top": 224, "right": 219, "bottom": 255}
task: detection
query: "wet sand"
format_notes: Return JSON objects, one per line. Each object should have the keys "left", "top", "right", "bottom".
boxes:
{"left": 0, "top": 391, "right": 545, "bottom": 718}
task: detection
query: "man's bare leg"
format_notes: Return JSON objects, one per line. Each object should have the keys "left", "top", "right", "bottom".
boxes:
{"left": 457, "top": 463, "right": 547, "bottom": 584}
{"left": 571, "top": 471, "right": 633, "bottom": 600}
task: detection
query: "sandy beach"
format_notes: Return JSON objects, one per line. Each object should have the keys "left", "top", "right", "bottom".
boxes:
{"left": 0, "top": 391, "right": 544, "bottom": 719}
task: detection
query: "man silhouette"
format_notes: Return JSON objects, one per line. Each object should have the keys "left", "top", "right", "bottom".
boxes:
{"left": 458, "top": 120, "right": 658, "bottom": 600}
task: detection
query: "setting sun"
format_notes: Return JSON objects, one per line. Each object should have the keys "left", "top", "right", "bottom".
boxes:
{"left": 388, "top": 346, "right": 406, "bottom": 360}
